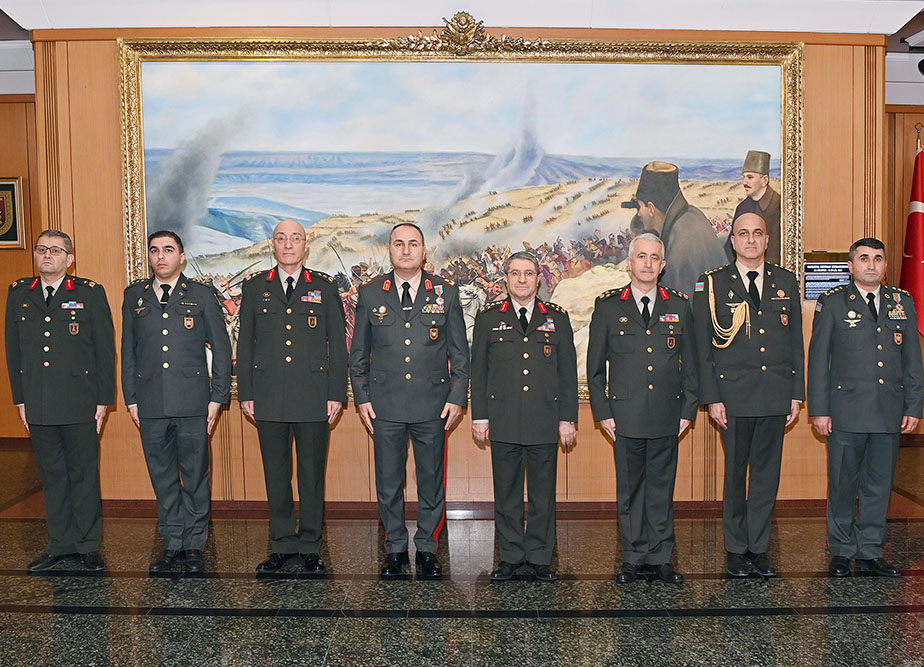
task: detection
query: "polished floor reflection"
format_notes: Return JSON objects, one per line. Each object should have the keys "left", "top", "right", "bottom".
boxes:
{"left": 1, "top": 442, "right": 924, "bottom": 665}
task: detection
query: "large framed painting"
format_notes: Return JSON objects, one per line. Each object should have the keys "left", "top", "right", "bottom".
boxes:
{"left": 120, "top": 13, "right": 803, "bottom": 388}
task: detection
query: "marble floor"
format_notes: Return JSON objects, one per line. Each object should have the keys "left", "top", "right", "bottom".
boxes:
{"left": 2, "top": 442, "right": 924, "bottom": 665}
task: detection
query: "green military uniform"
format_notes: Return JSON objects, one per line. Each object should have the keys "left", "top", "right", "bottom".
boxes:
{"left": 5, "top": 274, "right": 115, "bottom": 556}
{"left": 471, "top": 297, "right": 578, "bottom": 566}
{"left": 691, "top": 263, "right": 804, "bottom": 555}
{"left": 587, "top": 284, "right": 698, "bottom": 566}
{"left": 349, "top": 270, "right": 469, "bottom": 554}
{"left": 236, "top": 266, "right": 348, "bottom": 555}
{"left": 808, "top": 282, "right": 924, "bottom": 559}
{"left": 121, "top": 274, "right": 232, "bottom": 551}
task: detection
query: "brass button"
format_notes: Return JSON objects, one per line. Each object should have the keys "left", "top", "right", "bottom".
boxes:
{"left": 523, "top": 369, "right": 529, "bottom": 375}
{"left": 162, "top": 312, "right": 169, "bottom": 319}
{"left": 286, "top": 324, "right": 292, "bottom": 330}
{"left": 759, "top": 328, "right": 765, "bottom": 335}
{"left": 163, "top": 362, "right": 169, "bottom": 369}
{"left": 877, "top": 327, "right": 882, "bottom": 333}
{"left": 877, "top": 344, "right": 882, "bottom": 350}
{"left": 405, "top": 373, "right": 412, "bottom": 380}
{"left": 523, "top": 353, "right": 529, "bottom": 359}
{"left": 405, "top": 322, "right": 411, "bottom": 329}
{"left": 523, "top": 385, "right": 530, "bottom": 392}
{"left": 405, "top": 339, "right": 411, "bottom": 346}
{"left": 647, "top": 365, "right": 653, "bottom": 371}
{"left": 878, "top": 361, "right": 884, "bottom": 367}
{"left": 405, "top": 356, "right": 411, "bottom": 363}
{"left": 285, "top": 356, "right": 292, "bottom": 363}
{"left": 761, "top": 365, "right": 767, "bottom": 371}
{"left": 619, "top": 331, "right": 624, "bottom": 336}
{"left": 646, "top": 329, "right": 651, "bottom": 335}
{"left": 162, "top": 345, "right": 168, "bottom": 352}
{"left": 719, "top": 374, "right": 725, "bottom": 379}
{"left": 757, "top": 310, "right": 762, "bottom": 316}
{"left": 647, "top": 347, "right": 653, "bottom": 353}
{"left": 43, "top": 361, "right": 49, "bottom": 367}
{"left": 43, "top": 331, "right": 50, "bottom": 337}
{"left": 759, "top": 347, "right": 766, "bottom": 353}
{"left": 523, "top": 337, "right": 528, "bottom": 343}
{"left": 44, "top": 316, "right": 51, "bottom": 323}
{"left": 286, "top": 340, "right": 292, "bottom": 346}
{"left": 441, "top": 378, "right": 445, "bottom": 383}
{"left": 162, "top": 329, "right": 169, "bottom": 335}
{"left": 43, "top": 346, "right": 49, "bottom": 352}
{"left": 648, "top": 384, "right": 654, "bottom": 390}
{"left": 837, "top": 385, "right": 842, "bottom": 390}
{"left": 262, "top": 308, "right": 267, "bottom": 313}
{"left": 879, "top": 378, "right": 884, "bottom": 384}
{"left": 286, "top": 308, "right": 293, "bottom": 314}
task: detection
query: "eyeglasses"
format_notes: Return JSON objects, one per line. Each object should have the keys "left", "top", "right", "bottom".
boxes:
{"left": 507, "top": 269, "right": 537, "bottom": 278}
{"left": 34, "top": 245, "right": 68, "bottom": 256}
{"left": 273, "top": 234, "right": 305, "bottom": 244}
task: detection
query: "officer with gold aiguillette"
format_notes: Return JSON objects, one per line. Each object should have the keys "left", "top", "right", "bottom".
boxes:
{"left": 691, "top": 212, "right": 804, "bottom": 579}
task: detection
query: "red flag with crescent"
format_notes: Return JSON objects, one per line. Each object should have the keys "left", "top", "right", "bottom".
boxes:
{"left": 901, "top": 147, "right": 924, "bottom": 337}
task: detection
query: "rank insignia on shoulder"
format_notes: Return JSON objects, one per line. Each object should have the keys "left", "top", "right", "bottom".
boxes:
{"left": 659, "top": 313, "right": 679, "bottom": 323}
{"left": 302, "top": 291, "right": 323, "bottom": 304}
{"left": 694, "top": 282, "right": 705, "bottom": 292}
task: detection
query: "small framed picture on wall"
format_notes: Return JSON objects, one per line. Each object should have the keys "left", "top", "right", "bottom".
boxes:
{"left": 0, "top": 177, "right": 24, "bottom": 249}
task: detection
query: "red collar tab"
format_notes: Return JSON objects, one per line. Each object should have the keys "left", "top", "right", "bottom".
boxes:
{"left": 303, "top": 269, "right": 312, "bottom": 283}
{"left": 620, "top": 287, "right": 631, "bottom": 300}
{"left": 266, "top": 268, "right": 276, "bottom": 281}
{"left": 28, "top": 277, "right": 40, "bottom": 290}
{"left": 537, "top": 301, "right": 548, "bottom": 314}
{"left": 65, "top": 278, "right": 75, "bottom": 291}
{"left": 424, "top": 278, "right": 433, "bottom": 291}
{"left": 659, "top": 286, "right": 669, "bottom": 301}
{"left": 382, "top": 279, "right": 391, "bottom": 292}
{"left": 500, "top": 301, "right": 509, "bottom": 313}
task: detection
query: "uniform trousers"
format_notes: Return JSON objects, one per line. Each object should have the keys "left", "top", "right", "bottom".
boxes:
{"left": 373, "top": 417, "right": 446, "bottom": 554}
{"left": 614, "top": 435, "right": 678, "bottom": 565}
{"left": 255, "top": 420, "right": 329, "bottom": 554}
{"left": 490, "top": 440, "right": 558, "bottom": 565}
{"left": 826, "top": 430, "right": 899, "bottom": 560}
{"left": 138, "top": 416, "right": 210, "bottom": 551}
{"left": 29, "top": 422, "right": 102, "bottom": 555}
{"left": 721, "top": 414, "right": 786, "bottom": 554}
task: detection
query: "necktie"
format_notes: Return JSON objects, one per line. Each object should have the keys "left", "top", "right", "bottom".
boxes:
{"left": 747, "top": 271, "right": 760, "bottom": 308}
{"left": 519, "top": 307, "right": 529, "bottom": 331}
{"left": 45, "top": 286, "right": 54, "bottom": 306}
{"left": 867, "top": 292, "right": 877, "bottom": 320}
{"left": 285, "top": 276, "right": 294, "bottom": 300}
{"left": 159, "top": 284, "right": 170, "bottom": 309}
{"left": 401, "top": 281, "right": 412, "bottom": 309}
{"left": 640, "top": 295, "right": 651, "bottom": 327}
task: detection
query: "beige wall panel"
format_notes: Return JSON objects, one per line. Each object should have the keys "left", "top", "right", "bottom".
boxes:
{"left": 327, "top": 411, "right": 373, "bottom": 501}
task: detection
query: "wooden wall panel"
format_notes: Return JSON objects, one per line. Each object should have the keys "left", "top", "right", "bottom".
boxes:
{"left": 13, "top": 28, "right": 891, "bottom": 502}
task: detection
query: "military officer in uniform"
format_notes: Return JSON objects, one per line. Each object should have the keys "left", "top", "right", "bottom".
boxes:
{"left": 5, "top": 229, "right": 115, "bottom": 572}
{"left": 237, "top": 219, "right": 348, "bottom": 574}
{"left": 471, "top": 251, "right": 578, "bottom": 582}
{"left": 692, "top": 212, "right": 804, "bottom": 578}
{"left": 350, "top": 222, "right": 469, "bottom": 579}
{"left": 121, "top": 230, "right": 232, "bottom": 574}
{"left": 587, "top": 233, "right": 697, "bottom": 584}
{"left": 808, "top": 238, "right": 923, "bottom": 577}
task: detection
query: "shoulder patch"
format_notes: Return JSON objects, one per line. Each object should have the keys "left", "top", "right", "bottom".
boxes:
{"left": 545, "top": 301, "right": 566, "bottom": 314}
{"left": 479, "top": 300, "right": 505, "bottom": 312}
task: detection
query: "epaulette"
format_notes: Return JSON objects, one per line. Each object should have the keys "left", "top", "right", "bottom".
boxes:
{"left": 667, "top": 287, "right": 688, "bottom": 300}
{"left": 312, "top": 270, "right": 335, "bottom": 283}
{"left": 72, "top": 277, "right": 100, "bottom": 288}
{"left": 892, "top": 286, "right": 912, "bottom": 297}
{"left": 823, "top": 285, "right": 846, "bottom": 296}
{"left": 243, "top": 271, "right": 267, "bottom": 282}
{"left": 189, "top": 275, "right": 213, "bottom": 286}
{"left": 703, "top": 266, "right": 725, "bottom": 276}
{"left": 545, "top": 301, "right": 566, "bottom": 314}
{"left": 127, "top": 277, "right": 147, "bottom": 287}
{"left": 479, "top": 300, "right": 505, "bottom": 312}
{"left": 9, "top": 277, "right": 31, "bottom": 288}
{"left": 438, "top": 277, "right": 456, "bottom": 287}
{"left": 597, "top": 287, "right": 623, "bottom": 301}
{"left": 361, "top": 274, "right": 388, "bottom": 288}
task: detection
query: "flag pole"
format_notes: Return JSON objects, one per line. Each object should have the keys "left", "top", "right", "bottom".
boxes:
{"left": 917, "top": 122, "right": 922, "bottom": 151}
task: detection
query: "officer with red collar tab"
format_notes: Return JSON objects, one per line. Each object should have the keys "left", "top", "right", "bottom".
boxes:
{"left": 350, "top": 222, "right": 469, "bottom": 579}
{"left": 6, "top": 229, "right": 115, "bottom": 572}
{"left": 237, "top": 219, "right": 348, "bottom": 575}
{"left": 587, "top": 233, "right": 697, "bottom": 585}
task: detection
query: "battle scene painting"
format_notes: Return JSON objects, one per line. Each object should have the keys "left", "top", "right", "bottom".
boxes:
{"left": 138, "top": 60, "right": 783, "bottom": 381}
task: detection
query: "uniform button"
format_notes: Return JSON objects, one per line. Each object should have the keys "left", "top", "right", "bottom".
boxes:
{"left": 523, "top": 337, "right": 528, "bottom": 343}
{"left": 878, "top": 361, "right": 884, "bottom": 367}
{"left": 405, "top": 356, "right": 411, "bottom": 363}
{"left": 760, "top": 347, "right": 766, "bottom": 353}
{"left": 759, "top": 328, "right": 765, "bottom": 335}
{"left": 837, "top": 385, "right": 842, "bottom": 390}
{"left": 162, "top": 329, "right": 169, "bottom": 335}
{"left": 44, "top": 316, "right": 51, "bottom": 323}
{"left": 405, "top": 322, "right": 411, "bottom": 329}
{"left": 647, "top": 365, "right": 653, "bottom": 371}
{"left": 162, "top": 345, "right": 168, "bottom": 352}
{"left": 43, "top": 361, "right": 50, "bottom": 367}
{"left": 523, "top": 385, "right": 529, "bottom": 392}
{"left": 285, "top": 340, "right": 292, "bottom": 346}
{"left": 440, "top": 378, "right": 445, "bottom": 382}
{"left": 43, "top": 346, "right": 49, "bottom": 352}
{"left": 646, "top": 329, "right": 651, "bottom": 335}
{"left": 757, "top": 310, "right": 762, "bottom": 316}
{"left": 619, "top": 331, "right": 624, "bottom": 335}
{"left": 647, "top": 347, "right": 653, "bottom": 353}
{"left": 43, "top": 331, "right": 50, "bottom": 337}
{"left": 262, "top": 308, "right": 267, "bottom": 313}
{"left": 405, "top": 339, "right": 411, "bottom": 345}
{"left": 405, "top": 373, "right": 412, "bottom": 380}
{"left": 285, "top": 356, "right": 292, "bottom": 363}
{"left": 877, "top": 344, "right": 882, "bottom": 350}
{"left": 523, "top": 369, "right": 529, "bottom": 375}
{"left": 648, "top": 384, "right": 654, "bottom": 390}
{"left": 879, "top": 378, "right": 884, "bottom": 384}
{"left": 523, "top": 353, "right": 529, "bottom": 359}
{"left": 162, "top": 312, "right": 169, "bottom": 319}
{"left": 719, "top": 374, "right": 725, "bottom": 379}
{"left": 877, "top": 327, "right": 882, "bottom": 333}
{"left": 286, "top": 324, "right": 292, "bottom": 330}
{"left": 761, "top": 365, "right": 767, "bottom": 371}
{"left": 286, "top": 308, "right": 293, "bottom": 314}
{"left": 163, "top": 362, "right": 169, "bottom": 369}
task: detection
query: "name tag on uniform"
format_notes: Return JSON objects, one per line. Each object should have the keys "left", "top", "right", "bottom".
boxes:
{"left": 60, "top": 301, "right": 84, "bottom": 309}
{"left": 659, "top": 313, "right": 679, "bottom": 323}
{"left": 302, "top": 291, "right": 323, "bottom": 303}
{"left": 537, "top": 318, "right": 556, "bottom": 332}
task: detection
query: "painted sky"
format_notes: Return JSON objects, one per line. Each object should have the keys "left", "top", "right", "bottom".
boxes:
{"left": 141, "top": 60, "right": 781, "bottom": 159}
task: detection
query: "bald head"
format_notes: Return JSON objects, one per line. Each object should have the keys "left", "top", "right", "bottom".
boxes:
{"left": 730, "top": 212, "right": 769, "bottom": 267}
{"left": 271, "top": 218, "right": 309, "bottom": 274}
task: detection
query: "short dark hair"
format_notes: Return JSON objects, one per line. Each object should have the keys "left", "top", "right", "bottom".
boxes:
{"left": 37, "top": 229, "right": 73, "bottom": 253}
{"left": 848, "top": 237, "right": 886, "bottom": 261}
{"left": 148, "top": 230, "right": 185, "bottom": 253}
{"left": 390, "top": 222, "right": 424, "bottom": 245}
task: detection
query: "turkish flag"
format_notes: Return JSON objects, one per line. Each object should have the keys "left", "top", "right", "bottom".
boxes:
{"left": 901, "top": 147, "right": 924, "bottom": 337}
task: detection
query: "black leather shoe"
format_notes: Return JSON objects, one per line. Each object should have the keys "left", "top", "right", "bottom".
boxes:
{"left": 828, "top": 556, "right": 851, "bottom": 577}
{"left": 381, "top": 551, "right": 410, "bottom": 578}
{"left": 616, "top": 562, "right": 639, "bottom": 584}
{"left": 185, "top": 549, "right": 205, "bottom": 573}
{"left": 415, "top": 551, "right": 442, "bottom": 579}
{"left": 303, "top": 553, "right": 326, "bottom": 573}
{"left": 656, "top": 563, "right": 684, "bottom": 584}
{"left": 82, "top": 552, "right": 105, "bottom": 572}
{"left": 149, "top": 550, "right": 181, "bottom": 574}
{"left": 528, "top": 562, "right": 557, "bottom": 582}
{"left": 748, "top": 553, "right": 777, "bottom": 578}
{"left": 726, "top": 552, "right": 751, "bottom": 577}
{"left": 256, "top": 553, "right": 293, "bottom": 572}
{"left": 27, "top": 553, "right": 71, "bottom": 572}
{"left": 490, "top": 561, "right": 520, "bottom": 581}
{"left": 856, "top": 557, "right": 900, "bottom": 577}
